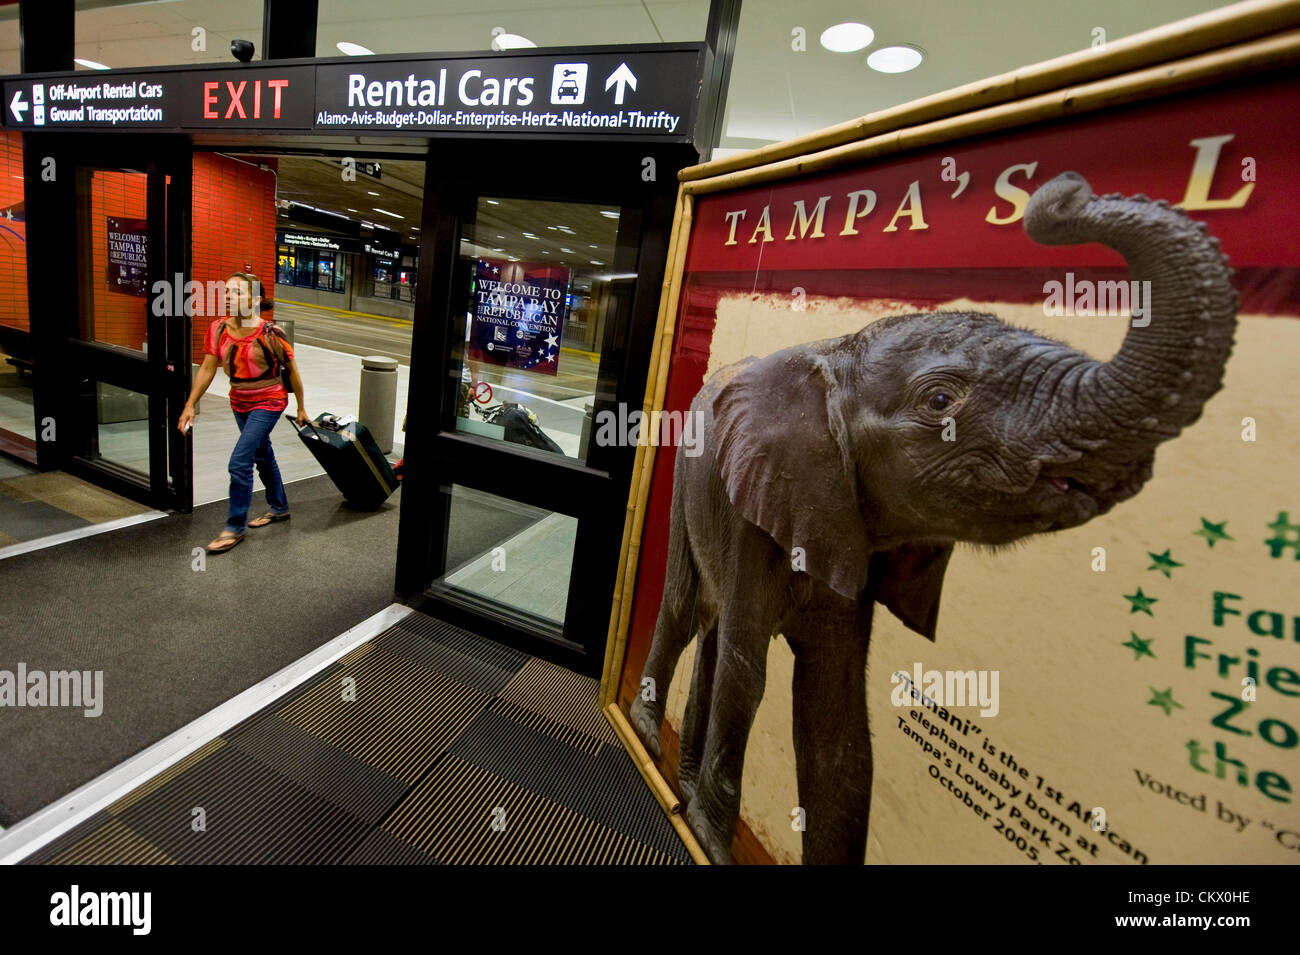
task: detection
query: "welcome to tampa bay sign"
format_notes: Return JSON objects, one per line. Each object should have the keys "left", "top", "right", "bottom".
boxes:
{"left": 0, "top": 43, "right": 706, "bottom": 143}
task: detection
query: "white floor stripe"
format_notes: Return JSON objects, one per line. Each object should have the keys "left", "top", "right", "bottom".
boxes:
{"left": 0, "top": 602, "right": 414, "bottom": 865}
{"left": 0, "top": 510, "right": 170, "bottom": 561}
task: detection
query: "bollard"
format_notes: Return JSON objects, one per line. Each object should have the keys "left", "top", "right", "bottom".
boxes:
{"left": 358, "top": 355, "right": 399, "bottom": 454}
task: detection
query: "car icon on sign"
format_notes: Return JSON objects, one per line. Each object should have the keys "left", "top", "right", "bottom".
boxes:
{"left": 550, "top": 63, "right": 588, "bottom": 105}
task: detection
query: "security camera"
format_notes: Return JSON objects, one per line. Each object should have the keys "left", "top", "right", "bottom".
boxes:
{"left": 230, "top": 39, "right": 255, "bottom": 63}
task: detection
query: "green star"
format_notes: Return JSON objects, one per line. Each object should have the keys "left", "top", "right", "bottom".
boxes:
{"left": 1124, "top": 587, "right": 1158, "bottom": 616}
{"left": 1123, "top": 632, "right": 1156, "bottom": 660}
{"left": 1194, "top": 518, "right": 1234, "bottom": 548}
{"left": 1146, "top": 549, "right": 1183, "bottom": 578}
{"left": 1148, "top": 687, "right": 1183, "bottom": 716}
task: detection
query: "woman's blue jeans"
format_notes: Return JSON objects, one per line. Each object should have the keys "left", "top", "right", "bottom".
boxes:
{"left": 226, "top": 408, "right": 289, "bottom": 534}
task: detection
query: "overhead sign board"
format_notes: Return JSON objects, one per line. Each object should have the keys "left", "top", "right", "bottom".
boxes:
{"left": 2, "top": 45, "right": 705, "bottom": 143}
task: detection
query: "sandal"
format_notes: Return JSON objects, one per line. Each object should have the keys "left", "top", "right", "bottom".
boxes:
{"left": 206, "top": 531, "right": 244, "bottom": 553}
{"left": 248, "top": 511, "right": 291, "bottom": 528}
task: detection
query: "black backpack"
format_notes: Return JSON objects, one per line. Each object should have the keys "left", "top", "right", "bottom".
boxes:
{"left": 229, "top": 320, "right": 292, "bottom": 388}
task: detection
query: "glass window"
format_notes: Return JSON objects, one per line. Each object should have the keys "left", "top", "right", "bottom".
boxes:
{"left": 0, "top": 132, "right": 28, "bottom": 333}
{"left": 77, "top": 167, "right": 149, "bottom": 353}
{"left": 0, "top": 7, "right": 18, "bottom": 75}
{"left": 316, "top": 0, "right": 709, "bottom": 57}
{"left": 84, "top": 378, "right": 150, "bottom": 477}
{"left": 276, "top": 246, "right": 295, "bottom": 285}
{"left": 449, "top": 196, "right": 628, "bottom": 464}
{"left": 75, "top": 0, "right": 264, "bottom": 69}
{"left": 433, "top": 484, "right": 577, "bottom": 626}
{"left": 717, "top": 0, "right": 1245, "bottom": 153}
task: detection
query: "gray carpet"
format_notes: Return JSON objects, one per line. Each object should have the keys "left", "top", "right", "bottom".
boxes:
{"left": 0, "top": 473, "right": 538, "bottom": 826}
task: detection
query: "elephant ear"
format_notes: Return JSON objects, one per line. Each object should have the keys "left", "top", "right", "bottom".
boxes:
{"left": 870, "top": 542, "right": 954, "bottom": 641}
{"left": 712, "top": 347, "right": 871, "bottom": 599}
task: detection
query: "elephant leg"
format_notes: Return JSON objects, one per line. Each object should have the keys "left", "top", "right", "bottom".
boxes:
{"left": 788, "top": 604, "right": 873, "bottom": 865}
{"left": 685, "top": 597, "right": 773, "bottom": 865}
{"left": 676, "top": 616, "right": 718, "bottom": 806}
{"left": 629, "top": 493, "right": 699, "bottom": 759}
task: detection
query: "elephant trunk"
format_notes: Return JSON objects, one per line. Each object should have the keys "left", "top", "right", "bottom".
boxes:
{"left": 1023, "top": 172, "right": 1237, "bottom": 469}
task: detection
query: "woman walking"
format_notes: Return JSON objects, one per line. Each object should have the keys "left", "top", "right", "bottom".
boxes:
{"left": 178, "top": 272, "right": 307, "bottom": 553}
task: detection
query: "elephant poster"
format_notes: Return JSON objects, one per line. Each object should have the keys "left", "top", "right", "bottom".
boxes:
{"left": 612, "top": 70, "right": 1300, "bottom": 864}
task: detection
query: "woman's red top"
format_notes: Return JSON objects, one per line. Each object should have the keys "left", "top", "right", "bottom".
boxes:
{"left": 204, "top": 318, "right": 295, "bottom": 413}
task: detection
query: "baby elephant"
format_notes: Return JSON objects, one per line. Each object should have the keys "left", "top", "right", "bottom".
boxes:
{"left": 629, "top": 171, "right": 1237, "bottom": 864}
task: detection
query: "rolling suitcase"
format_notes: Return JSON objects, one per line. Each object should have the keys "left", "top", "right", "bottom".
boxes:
{"left": 287, "top": 412, "right": 398, "bottom": 509}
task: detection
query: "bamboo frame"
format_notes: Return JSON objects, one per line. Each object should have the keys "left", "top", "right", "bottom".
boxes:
{"left": 598, "top": 187, "right": 695, "bottom": 707}
{"left": 597, "top": 7, "right": 1300, "bottom": 864}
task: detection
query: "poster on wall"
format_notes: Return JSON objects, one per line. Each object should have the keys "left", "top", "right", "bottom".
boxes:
{"left": 468, "top": 259, "right": 569, "bottom": 375}
{"left": 612, "top": 69, "right": 1300, "bottom": 866}
{"left": 105, "top": 216, "right": 147, "bottom": 297}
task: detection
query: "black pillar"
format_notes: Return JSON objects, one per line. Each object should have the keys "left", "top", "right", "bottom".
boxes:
{"left": 263, "top": 0, "right": 319, "bottom": 60}
{"left": 701, "top": 0, "right": 742, "bottom": 159}
{"left": 20, "top": 0, "right": 75, "bottom": 74}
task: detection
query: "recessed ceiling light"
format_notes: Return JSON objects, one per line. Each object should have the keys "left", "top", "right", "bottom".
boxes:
{"left": 373, "top": 207, "right": 403, "bottom": 218}
{"left": 867, "top": 44, "right": 925, "bottom": 73}
{"left": 485, "top": 199, "right": 500, "bottom": 205}
{"left": 560, "top": 248, "right": 573, "bottom": 253}
{"left": 590, "top": 260, "right": 604, "bottom": 265}
{"left": 492, "top": 33, "right": 535, "bottom": 50}
{"left": 337, "top": 42, "right": 374, "bottom": 56}
{"left": 366, "top": 190, "right": 380, "bottom": 196}
{"left": 346, "top": 207, "right": 358, "bottom": 212}
{"left": 74, "top": 58, "right": 111, "bottom": 70}
{"left": 599, "top": 210, "right": 619, "bottom": 219}
{"left": 589, "top": 244, "right": 598, "bottom": 248}
{"left": 820, "top": 22, "right": 874, "bottom": 53}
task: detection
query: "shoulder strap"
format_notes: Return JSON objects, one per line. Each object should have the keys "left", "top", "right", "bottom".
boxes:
{"left": 258, "top": 323, "right": 288, "bottom": 367}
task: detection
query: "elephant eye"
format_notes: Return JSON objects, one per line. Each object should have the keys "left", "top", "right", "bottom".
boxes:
{"left": 927, "top": 392, "right": 952, "bottom": 411}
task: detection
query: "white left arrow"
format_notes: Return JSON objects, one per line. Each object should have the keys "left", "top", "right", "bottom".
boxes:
{"left": 9, "top": 90, "right": 28, "bottom": 122}
{"left": 604, "top": 63, "right": 637, "bottom": 105}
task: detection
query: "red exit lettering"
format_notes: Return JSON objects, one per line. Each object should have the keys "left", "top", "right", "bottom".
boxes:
{"left": 202, "top": 78, "right": 290, "bottom": 120}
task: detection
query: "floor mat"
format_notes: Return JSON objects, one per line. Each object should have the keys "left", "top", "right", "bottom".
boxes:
{"left": 23, "top": 611, "right": 690, "bottom": 865}
{"left": 0, "top": 467, "right": 148, "bottom": 546}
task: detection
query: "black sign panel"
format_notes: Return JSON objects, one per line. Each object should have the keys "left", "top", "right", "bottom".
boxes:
{"left": 1, "top": 45, "right": 705, "bottom": 143}
{"left": 277, "top": 230, "right": 362, "bottom": 253}
{"left": 7, "top": 67, "right": 314, "bottom": 131}
{"left": 313, "top": 49, "right": 701, "bottom": 137}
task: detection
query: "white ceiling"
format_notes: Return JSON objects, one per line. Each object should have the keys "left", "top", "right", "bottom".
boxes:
{"left": 0, "top": 0, "right": 1247, "bottom": 147}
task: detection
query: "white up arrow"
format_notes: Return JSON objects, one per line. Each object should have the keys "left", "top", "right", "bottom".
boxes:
{"left": 9, "top": 90, "right": 28, "bottom": 123}
{"left": 604, "top": 63, "right": 637, "bottom": 105}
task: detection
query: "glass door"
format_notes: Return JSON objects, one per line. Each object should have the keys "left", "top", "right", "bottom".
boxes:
{"left": 31, "top": 135, "right": 193, "bottom": 511}
{"left": 397, "top": 137, "right": 687, "bottom": 675}
{"left": 430, "top": 195, "right": 641, "bottom": 646}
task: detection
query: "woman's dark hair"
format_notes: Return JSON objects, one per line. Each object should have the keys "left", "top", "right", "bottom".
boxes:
{"left": 223, "top": 272, "right": 265, "bottom": 377}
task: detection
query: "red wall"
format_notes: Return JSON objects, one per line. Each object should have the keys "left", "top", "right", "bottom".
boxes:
{"left": 0, "top": 131, "right": 28, "bottom": 331}
{"left": 87, "top": 169, "right": 149, "bottom": 350}
{"left": 0, "top": 142, "right": 277, "bottom": 359}
{"left": 190, "top": 153, "right": 278, "bottom": 363}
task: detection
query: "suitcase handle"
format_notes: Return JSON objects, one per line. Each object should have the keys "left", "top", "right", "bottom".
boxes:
{"left": 286, "top": 414, "right": 323, "bottom": 440}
